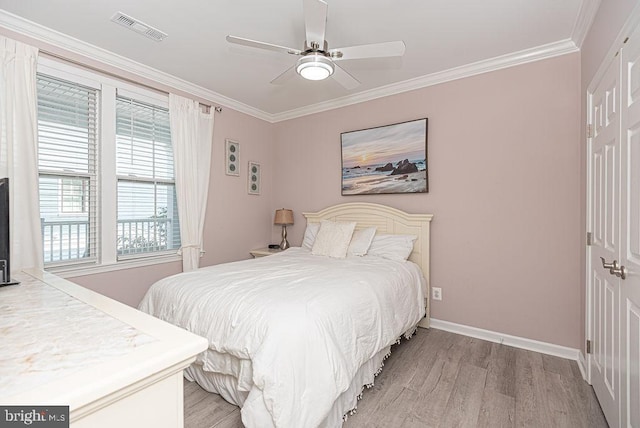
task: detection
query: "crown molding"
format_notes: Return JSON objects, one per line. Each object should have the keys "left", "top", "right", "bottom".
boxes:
{"left": 571, "top": 0, "right": 601, "bottom": 48}
{"left": 271, "top": 39, "right": 579, "bottom": 122}
{"left": 0, "top": 9, "right": 580, "bottom": 124}
{"left": 0, "top": 10, "right": 272, "bottom": 122}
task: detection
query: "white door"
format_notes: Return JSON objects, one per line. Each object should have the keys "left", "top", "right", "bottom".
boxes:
{"left": 588, "top": 48, "right": 621, "bottom": 428}
{"left": 620, "top": 25, "right": 640, "bottom": 428}
{"left": 589, "top": 24, "right": 640, "bottom": 428}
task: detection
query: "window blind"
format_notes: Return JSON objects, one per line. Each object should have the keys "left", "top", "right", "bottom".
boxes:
{"left": 36, "top": 74, "right": 99, "bottom": 265}
{"left": 115, "top": 96, "right": 180, "bottom": 257}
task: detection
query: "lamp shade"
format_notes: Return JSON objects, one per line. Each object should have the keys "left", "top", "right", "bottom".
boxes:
{"left": 274, "top": 209, "right": 294, "bottom": 225}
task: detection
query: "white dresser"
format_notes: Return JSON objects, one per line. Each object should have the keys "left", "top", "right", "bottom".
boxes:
{"left": 0, "top": 269, "right": 208, "bottom": 428}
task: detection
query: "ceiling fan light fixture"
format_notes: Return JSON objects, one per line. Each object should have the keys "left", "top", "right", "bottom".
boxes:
{"left": 296, "top": 54, "right": 334, "bottom": 81}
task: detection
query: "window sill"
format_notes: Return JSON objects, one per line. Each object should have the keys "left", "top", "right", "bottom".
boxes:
{"left": 48, "top": 253, "right": 183, "bottom": 279}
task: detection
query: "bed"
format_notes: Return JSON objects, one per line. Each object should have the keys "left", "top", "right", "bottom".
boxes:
{"left": 139, "top": 203, "right": 433, "bottom": 428}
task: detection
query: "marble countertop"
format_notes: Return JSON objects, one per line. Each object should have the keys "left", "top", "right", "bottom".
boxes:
{"left": 0, "top": 270, "right": 208, "bottom": 412}
{"left": 0, "top": 273, "right": 155, "bottom": 397}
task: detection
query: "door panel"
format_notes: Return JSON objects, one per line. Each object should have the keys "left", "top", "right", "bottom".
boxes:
{"left": 605, "top": 279, "right": 616, "bottom": 394}
{"left": 627, "top": 302, "right": 640, "bottom": 426}
{"left": 593, "top": 268, "right": 618, "bottom": 395}
{"left": 605, "top": 143, "right": 618, "bottom": 251}
{"left": 589, "top": 51, "right": 621, "bottom": 428}
{"left": 620, "top": 23, "right": 640, "bottom": 428}
{"left": 628, "top": 126, "right": 640, "bottom": 263}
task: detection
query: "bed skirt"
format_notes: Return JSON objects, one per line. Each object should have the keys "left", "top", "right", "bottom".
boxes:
{"left": 184, "top": 326, "right": 417, "bottom": 428}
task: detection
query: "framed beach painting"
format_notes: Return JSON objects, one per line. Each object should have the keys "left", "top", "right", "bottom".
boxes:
{"left": 341, "top": 118, "right": 428, "bottom": 195}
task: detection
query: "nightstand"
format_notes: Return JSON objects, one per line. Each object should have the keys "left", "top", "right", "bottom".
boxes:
{"left": 250, "top": 247, "right": 283, "bottom": 258}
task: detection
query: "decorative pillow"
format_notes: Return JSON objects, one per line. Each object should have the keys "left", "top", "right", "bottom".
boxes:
{"left": 311, "top": 220, "right": 357, "bottom": 259}
{"left": 367, "top": 234, "right": 417, "bottom": 261}
{"left": 302, "top": 222, "right": 321, "bottom": 250}
{"left": 347, "top": 227, "right": 377, "bottom": 256}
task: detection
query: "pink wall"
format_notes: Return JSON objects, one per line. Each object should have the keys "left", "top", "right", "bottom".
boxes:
{"left": 273, "top": 53, "right": 582, "bottom": 348}
{"left": 71, "top": 261, "right": 182, "bottom": 307}
{"left": 578, "top": 1, "right": 638, "bottom": 354}
{"left": 200, "top": 108, "right": 275, "bottom": 266}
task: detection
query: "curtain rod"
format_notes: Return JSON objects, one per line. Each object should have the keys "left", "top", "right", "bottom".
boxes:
{"left": 41, "top": 51, "right": 223, "bottom": 113}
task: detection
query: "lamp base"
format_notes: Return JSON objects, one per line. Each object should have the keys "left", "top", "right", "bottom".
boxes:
{"left": 280, "top": 225, "right": 290, "bottom": 250}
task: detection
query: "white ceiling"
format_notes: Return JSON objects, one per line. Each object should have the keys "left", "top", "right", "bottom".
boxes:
{"left": 0, "top": 0, "right": 588, "bottom": 119}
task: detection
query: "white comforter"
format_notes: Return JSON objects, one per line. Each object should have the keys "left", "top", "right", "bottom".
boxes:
{"left": 139, "top": 247, "right": 425, "bottom": 428}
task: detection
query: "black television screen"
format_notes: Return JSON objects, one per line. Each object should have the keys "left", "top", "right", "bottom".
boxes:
{"left": 0, "top": 177, "right": 18, "bottom": 285}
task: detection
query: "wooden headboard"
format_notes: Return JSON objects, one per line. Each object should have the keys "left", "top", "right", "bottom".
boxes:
{"left": 303, "top": 203, "right": 433, "bottom": 328}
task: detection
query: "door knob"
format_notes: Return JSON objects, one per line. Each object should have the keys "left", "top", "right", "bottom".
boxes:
{"left": 611, "top": 264, "right": 627, "bottom": 280}
{"left": 600, "top": 257, "right": 618, "bottom": 270}
{"left": 600, "top": 257, "right": 627, "bottom": 280}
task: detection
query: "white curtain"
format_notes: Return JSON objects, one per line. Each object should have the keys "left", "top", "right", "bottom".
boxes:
{"left": 169, "top": 93, "right": 214, "bottom": 271}
{"left": 0, "top": 37, "right": 43, "bottom": 277}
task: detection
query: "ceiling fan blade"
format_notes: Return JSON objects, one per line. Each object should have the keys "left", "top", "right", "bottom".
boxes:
{"left": 332, "top": 64, "right": 360, "bottom": 90}
{"left": 226, "top": 35, "right": 302, "bottom": 55}
{"left": 270, "top": 65, "right": 297, "bottom": 85}
{"left": 303, "top": 0, "right": 328, "bottom": 46}
{"left": 330, "top": 41, "right": 406, "bottom": 61}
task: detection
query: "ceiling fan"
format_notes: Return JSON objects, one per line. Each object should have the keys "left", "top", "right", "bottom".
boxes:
{"left": 226, "top": 0, "right": 406, "bottom": 89}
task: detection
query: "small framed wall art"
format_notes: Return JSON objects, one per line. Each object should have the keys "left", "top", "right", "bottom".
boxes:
{"left": 225, "top": 139, "right": 240, "bottom": 176}
{"left": 248, "top": 161, "right": 261, "bottom": 195}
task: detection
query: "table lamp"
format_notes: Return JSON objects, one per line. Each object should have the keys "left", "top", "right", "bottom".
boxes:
{"left": 274, "top": 209, "right": 294, "bottom": 250}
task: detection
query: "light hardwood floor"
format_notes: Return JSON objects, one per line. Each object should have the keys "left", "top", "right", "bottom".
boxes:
{"left": 184, "top": 328, "right": 608, "bottom": 428}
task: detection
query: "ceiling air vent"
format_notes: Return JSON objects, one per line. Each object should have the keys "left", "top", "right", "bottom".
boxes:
{"left": 110, "top": 12, "right": 168, "bottom": 42}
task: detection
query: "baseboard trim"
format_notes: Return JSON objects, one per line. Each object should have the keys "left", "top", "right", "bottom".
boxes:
{"left": 577, "top": 351, "right": 589, "bottom": 382}
{"left": 429, "top": 318, "right": 581, "bottom": 361}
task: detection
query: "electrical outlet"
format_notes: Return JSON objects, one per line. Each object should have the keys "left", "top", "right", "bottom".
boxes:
{"left": 432, "top": 287, "right": 442, "bottom": 301}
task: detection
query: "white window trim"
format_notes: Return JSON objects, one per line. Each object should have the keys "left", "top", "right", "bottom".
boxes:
{"left": 101, "top": 83, "right": 118, "bottom": 265}
{"left": 116, "top": 86, "right": 168, "bottom": 109}
{"left": 51, "top": 253, "right": 183, "bottom": 278}
{"left": 38, "top": 57, "right": 169, "bottom": 102}
{"left": 37, "top": 57, "right": 181, "bottom": 275}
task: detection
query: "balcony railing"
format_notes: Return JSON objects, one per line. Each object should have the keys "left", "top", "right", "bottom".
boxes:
{"left": 41, "top": 217, "right": 175, "bottom": 263}
{"left": 117, "top": 218, "right": 172, "bottom": 256}
{"left": 41, "top": 219, "right": 90, "bottom": 263}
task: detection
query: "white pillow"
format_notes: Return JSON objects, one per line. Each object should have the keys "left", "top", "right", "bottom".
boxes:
{"left": 347, "top": 227, "right": 377, "bottom": 256}
{"left": 367, "top": 234, "right": 417, "bottom": 261}
{"left": 311, "top": 220, "right": 357, "bottom": 259}
{"left": 302, "top": 222, "right": 321, "bottom": 250}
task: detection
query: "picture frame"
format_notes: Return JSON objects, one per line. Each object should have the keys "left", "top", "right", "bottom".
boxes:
{"left": 341, "top": 118, "right": 428, "bottom": 195}
{"left": 225, "top": 139, "right": 240, "bottom": 176}
{"left": 248, "top": 161, "right": 261, "bottom": 195}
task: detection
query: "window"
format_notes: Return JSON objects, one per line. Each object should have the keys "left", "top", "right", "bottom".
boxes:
{"left": 36, "top": 61, "right": 181, "bottom": 272}
{"left": 61, "top": 178, "right": 88, "bottom": 214}
{"left": 37, "top": 74, "right": 97, "bottom": 265}
{"left": 115, "top": 96, "right": 180, "bottom": 257}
